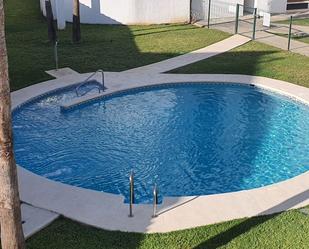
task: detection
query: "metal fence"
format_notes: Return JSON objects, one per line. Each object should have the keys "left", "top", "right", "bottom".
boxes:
{"left": 267, "top": 14, "right": 309, "bottom": 51}
{"left": 235, "top": 4, "right": 257, "bottom": 39}
{"left": 191, "top": 1, "right": 257, "bottom": 39}
{"left": 191, "top": 0, "right": 243, "bottom": 27}
{"left": 191, "top": 0, "right": 309, "bottom": 52}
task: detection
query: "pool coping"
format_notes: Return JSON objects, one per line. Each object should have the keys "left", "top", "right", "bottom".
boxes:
{"left": 13, "top": 72, "right": 309, "bottom": 233}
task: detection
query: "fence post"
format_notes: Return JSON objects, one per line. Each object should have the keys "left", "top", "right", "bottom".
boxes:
{"left": 288, "top": 16, "right": 293, "bottom": 51}
{"left": 252, "top": 8, "right": 257, "bottom": 40}
{"left": 207, "top": 0, "right": 211, "bottom": 28}
{"left": 235, "top": 4, "right": 239, "bottom": 34}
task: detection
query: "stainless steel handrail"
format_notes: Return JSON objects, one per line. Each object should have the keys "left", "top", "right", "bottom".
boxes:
{"left": 75, "top": 69, "right": 105, "bottom": 97}
{"left": 152, "top": 184, "right": 158, "bottom": 218}
{"left": 129, "top": 170, "right": 134, "bottom": 217}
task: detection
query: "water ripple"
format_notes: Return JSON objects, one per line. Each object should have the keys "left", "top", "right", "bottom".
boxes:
{"left": 13, "top": 83, "right": 309, "bottom": 203}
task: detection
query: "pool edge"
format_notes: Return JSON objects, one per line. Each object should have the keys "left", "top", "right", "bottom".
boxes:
{"left": 12, "top": 72, "right": 309, "bottom": 233}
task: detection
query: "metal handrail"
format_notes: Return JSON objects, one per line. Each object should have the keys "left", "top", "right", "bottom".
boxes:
{"left": 127, "top": 171, "right": 159, "bottom": 218}
{"left": 75, "top": 69, "right": 105, "bottom": 97}
{"left": 152, "top": 184, "right": 158, "bottom": 218}
{"left": 128, "top": 170, "right": 134, "bottom": 217}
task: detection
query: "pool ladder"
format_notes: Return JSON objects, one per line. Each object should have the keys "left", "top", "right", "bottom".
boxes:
{"left": 128, "top": 170, "right": 158, "bottom": 218}
{"left": 75, "top": 69, "right": 105, "bottom": 97}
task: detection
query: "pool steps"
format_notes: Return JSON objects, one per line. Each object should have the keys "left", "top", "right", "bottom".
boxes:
{"left": 60, "top": 91, "right": 106, "bottom": 111}
{"left": 60, "top": 82, "right": 258, "bottom": 112}
{"left": 75, "top": 69, "right": 105, "bottom": 97}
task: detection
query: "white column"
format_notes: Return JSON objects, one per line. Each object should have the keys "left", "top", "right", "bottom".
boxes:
{"left": 55, "top": 0, "right": 66, "bottom": 30}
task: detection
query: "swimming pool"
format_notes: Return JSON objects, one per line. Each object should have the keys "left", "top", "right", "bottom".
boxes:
{"left": 13, "top": 83, "right": 309, "bottom": 204}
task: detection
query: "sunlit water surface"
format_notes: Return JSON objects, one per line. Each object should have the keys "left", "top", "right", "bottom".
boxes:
{"left": 13, "top": 83, "right": 309, "bottom": 203}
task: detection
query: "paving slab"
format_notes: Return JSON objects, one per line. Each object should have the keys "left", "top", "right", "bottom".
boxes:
{"left": 21, "top": 203, "right": 59, "bottom": 238}
{"left": 45, "top": 67, "right": 80, "bottom": 78}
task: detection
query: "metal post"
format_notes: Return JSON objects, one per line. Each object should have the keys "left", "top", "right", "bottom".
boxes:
{"left": 100, "top": 70, "right": 105, "bottom": 92}
{"left": 252, "top": 8, "right": 257, "bottom": 40}
{"left": 54, "top": 41, "right": 59, "bottom": 71}
{"left": 207, "top": 0, "right": 211, "bottom": 29}
{"left": 152, "top": 184, "right": 158, "bottom": 218}
{"left": 129, "top": 170, "right": 134, "bottom": 217}
{"left": 288, "top": 16, "right": 293, "bottom": 51}
{"left": 235, "top": 4, "right": 239, "bottom": 34}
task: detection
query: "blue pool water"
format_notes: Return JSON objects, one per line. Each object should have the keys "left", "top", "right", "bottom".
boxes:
{"left": 13, "top": 83, "right": 309, "bottom": 203}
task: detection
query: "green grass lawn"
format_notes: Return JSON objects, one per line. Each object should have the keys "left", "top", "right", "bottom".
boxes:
{"left": 171, "top": 41, "right": 309, "bottom": 88}
{"left": 26, "top": 208, "right": 309, "bottom": 249}
{"left": 5, "top": 0, "right": 229, "bottom": 91}
{"left": 276, "top": 18, "right": 309, "bottom": 26}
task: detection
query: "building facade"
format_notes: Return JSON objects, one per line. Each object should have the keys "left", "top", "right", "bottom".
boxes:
{"left": 245, "top": 0, "right": 309, "bottom": 13}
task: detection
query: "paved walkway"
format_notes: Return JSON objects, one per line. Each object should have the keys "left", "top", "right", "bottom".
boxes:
{"left": 125, "top": 35, "right": 250, "bottom": 74}
{"left": 256, "top": 30, "right": 309, "bottom": 56}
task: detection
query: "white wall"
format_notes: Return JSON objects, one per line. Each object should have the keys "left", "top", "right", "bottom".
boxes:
{"left": 244, "top": 0, "right": 287, "bottom": 13}
{"left": 255, "top": 0, "right": 271, "bottom": 12}
{"left": 269, "top": 0, "right": 287, "bottom": 13}
{"left": 40, "top": 0, "right": 190, "bottom": 29}
{"left": 191, "top": 0, "right": 244, "bottom": 21}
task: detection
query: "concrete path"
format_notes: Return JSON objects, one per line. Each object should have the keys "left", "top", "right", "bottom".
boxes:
{"left": 273, "top": 24, "right": 309, "bottom": 34}
{"left": 45, "top": 67, "right": 80, "bottom": 78}
{"left": 256, "top": 30, "right": 309, "bottom": 56}
{"left": 21, "top": 203, "right": 59, "bottom": 238}
{"left": 124, "top": 35, "right": 250, "bottom": 74}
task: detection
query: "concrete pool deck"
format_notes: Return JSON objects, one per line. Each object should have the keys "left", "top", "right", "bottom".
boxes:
{"left": 12, "top": 72, "right": 309, "bottom": 233}
{"left": 21, "top": 204, "right": 59, "bottom": 239}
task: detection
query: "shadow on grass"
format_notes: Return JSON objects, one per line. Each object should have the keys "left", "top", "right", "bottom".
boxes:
{"left": 133, "top": 26, "right": 200, "bottom": 37}
{"left": 5, "top": 0, "right": 230, "bottom": 91}
{"left": 193, "top": 190, "right": 309, "bottom": 249}
{"left": 170, "top": 50, "right": 282, "bottom": 76}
